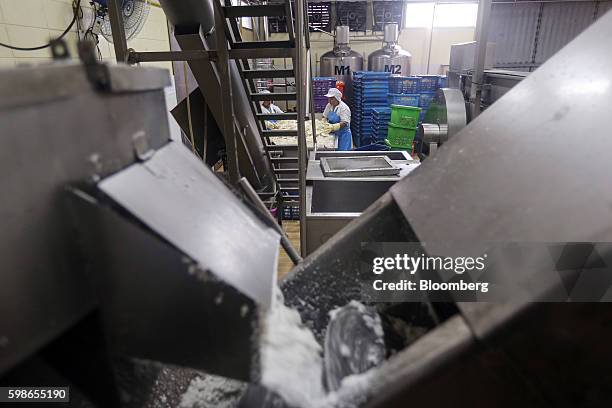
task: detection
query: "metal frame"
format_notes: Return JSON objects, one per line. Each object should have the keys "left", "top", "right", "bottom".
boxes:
{"left": 107, "top": 0, "right": 314, "bottom": 254}
{"left": 214, "top": 0, "right": 240, "bottom": 183}
{"left": 108, "top": 0, "right": 128, "bottom": 62}
{"left": 470, "top": 0, "right": 493, "bottom": 118}
{"left": 295, "top": 0, "right": 309, "bottom": 257}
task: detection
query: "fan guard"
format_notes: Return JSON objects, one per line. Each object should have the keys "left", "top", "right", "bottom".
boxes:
{"left": 101, "top": 0, "right": 151, "bottom": 43}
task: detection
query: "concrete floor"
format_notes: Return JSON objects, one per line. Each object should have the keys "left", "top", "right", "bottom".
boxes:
{"left": 277, "top": 221, "right": 300, "bottom": 280}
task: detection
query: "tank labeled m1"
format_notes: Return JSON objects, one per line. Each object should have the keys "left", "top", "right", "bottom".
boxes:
{"left": 368, "top": 23, "right": 412, "bottom": 75}
{"left": 320, "top": 26, "right": 363, "bottom": 87}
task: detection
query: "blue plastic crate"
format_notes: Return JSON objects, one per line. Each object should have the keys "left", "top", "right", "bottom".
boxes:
{"left": 354, "top": 71, "right": 391, "bottom": 78}
{"left": 313, "top": 77, "right": 338, "bottom": 96}
{"left": 313, "top": 76, "right": 337, "bottom": 86}
{"left": 388, "top": 93, "right": 420, "bottom": 107}
{"left": 389, "top": 76, "right": 421, "bottom": 94}
{"left": 418, "top": 92, "right": 436, "bottom": 108}
{"left": 419, "top": 110, "right": 427, "bottom": 123}
{"left": 438, "top": 76, "right": 447, "bottom": 89}
{"left": 418, "top": 75, "right": 439, "bottom": 92}
{"left": 373, "top": 107, "right": 391, "bottom": 115}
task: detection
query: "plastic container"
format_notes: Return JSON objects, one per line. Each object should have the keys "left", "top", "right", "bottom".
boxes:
{"left": 418, "top": 75, "right": 439, "bottom": 92}
{"left": 282, "top": 204, "right": 300, "bottom": 221}
{"left": 390, "top": 105, "right": 421, "bottom": 128}
{"left": 373, "top": 107, "right": 391, "bottom": 114}
{"left": 389, "top": 76, "right": 421, "bottom": 94}
{"left": 438, "top": 76, "right": 448, "bottom": 89}
{"left": 386, "top": 122, "right": 417, "bottom": 148}
{"left": 419, "top": 110, "right": 427, "bottom": 123}
{"left": 419, "top": 92, "right": 436, "bottom": 108}
{"left": 388, "top": 93, "right": 420, "bottom": 107}
{"left": 313, "top": 76, "right": 337, "bottom": 93}
{"left": 354, "top": 71, "right": 392, "bottom": 79}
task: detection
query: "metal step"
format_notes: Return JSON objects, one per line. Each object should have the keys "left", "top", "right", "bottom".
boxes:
{"left": 281, "top": 186, "right": 299, "bottom": 192}
{"left": 251, "top": 92, "right": 297, "bottom": 101}
{"left": 265, "top": 144, "right": 299, "bottom": 150}
{"left": 270, "top": 157, "right": 298, "bottom": 162}
{"left": 273, "top": 168, "right": 299, "bottom": 174}
{"left": 256, "top": 112, "right": 298, "bottom": 121}
{"left": 262, "top": 199, "right": 278, "bottom": 206}
{"left": 233, "top": 40, "right": 295, "bottom": 50}
{"left": 257, "top": 190, "right": 278, "bottom": 198}
{"left": 263, "top": 129, "right": 298, "bottom": 137}
{"left": 229, "top": 48, "right": 294, "bottom": 59}
{"left": 278, "top": 178, "right": 299, "bottom": 183}
{"left": 267, "top": 144, "right": 299, "bottom": 149}
{"left": 223, "top": 4, "right": 286, "bottom": 17}
{"left": 243, "top": 69, "right": 294, "bottom": 79}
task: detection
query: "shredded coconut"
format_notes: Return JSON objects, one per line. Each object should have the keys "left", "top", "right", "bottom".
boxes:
{"left": 268, "top": 119, "right": 336, "bottom": 149}
{"left": 179, "top": 374, "right": 246, "bottom": 408}
{"left": 260, "top": 287, "right": 326, "bottom": 407}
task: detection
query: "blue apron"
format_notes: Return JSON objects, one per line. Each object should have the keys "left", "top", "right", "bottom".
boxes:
{"left": 327, "top": 110, "right": 352, "bottom": 151}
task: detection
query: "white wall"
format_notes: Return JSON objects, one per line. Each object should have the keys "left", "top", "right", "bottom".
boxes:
{"left": 0, "top": 0, "right": 171, "bottom": 71}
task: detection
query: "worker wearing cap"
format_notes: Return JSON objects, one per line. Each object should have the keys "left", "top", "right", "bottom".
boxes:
{"left": 322, "top": 88, "right": 352, "bottom": 151}
{"left": 259, "top": 90, "right": 284, "bottom": 129}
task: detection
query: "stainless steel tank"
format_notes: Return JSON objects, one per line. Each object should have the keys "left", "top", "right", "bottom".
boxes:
{"left": 320, "top": 26, "right": 363, "bottom": 87}
{"left": 368, "top": 23, "right": 412, "bottom": 76}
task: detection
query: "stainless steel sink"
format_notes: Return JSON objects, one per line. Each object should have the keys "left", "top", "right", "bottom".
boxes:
{"left": 305, "top": 151, "right": 420, "bottom": 254}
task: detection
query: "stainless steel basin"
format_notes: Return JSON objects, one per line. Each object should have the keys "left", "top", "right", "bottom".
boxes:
{"left": 304, "top": 152, "right": 420, "bottom": 254}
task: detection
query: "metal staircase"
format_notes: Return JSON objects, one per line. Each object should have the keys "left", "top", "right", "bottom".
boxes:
{"left": 219, "top": 0, "right": 314, "bottom": 211}
{"left": 108, "top": 0, "right": 313, "bottom": 254}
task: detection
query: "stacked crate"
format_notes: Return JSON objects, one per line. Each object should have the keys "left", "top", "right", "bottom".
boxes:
{"left": 372, "top": 108, "right": 391, "bottom": 143}
{"left": 351, "top": 71, "right": 391, "bottom": 147}
{"left": 417, "top": 75, "right": 442, "bottom": 122}
{"left": 313, "top": 76, "right": 337, "bottom": 113}
{"left": 387, "top": 76, "right": 421, "bottom": 125}
{"left": 388, "top": 76, "right": 421, "bottom": 94}
{"left": 386, "top": 105, "right": 421, "bottom": 153}
{"left": 282, "top": 203, "right": 300, "bottom": 220}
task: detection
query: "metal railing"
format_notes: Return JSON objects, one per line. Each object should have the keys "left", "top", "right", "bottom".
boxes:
{"left": 294, "top": 0, "right": 306, "bottom": 256}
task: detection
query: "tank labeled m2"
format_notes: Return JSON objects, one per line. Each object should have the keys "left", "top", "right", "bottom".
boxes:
{"left": 320, "top": 26, "right": 363, "bottom": 87}
{"left": 368, "top": 23, "right": 412, "bottom": 75}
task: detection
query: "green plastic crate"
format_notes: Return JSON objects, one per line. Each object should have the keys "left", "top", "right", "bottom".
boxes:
{"left": 390, "top": 104, "right": 421, "bottom": 128}
{"left": 386, "top": 122, "right": 416, "bottom": 148}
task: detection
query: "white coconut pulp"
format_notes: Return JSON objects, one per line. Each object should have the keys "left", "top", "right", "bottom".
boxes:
{"left": 260, "top": 290, "right": 380, "bottom": 408}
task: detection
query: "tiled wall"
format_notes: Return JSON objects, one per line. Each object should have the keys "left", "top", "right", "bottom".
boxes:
{"left": 0, "top": 0, "right": 172, "bottom": 72}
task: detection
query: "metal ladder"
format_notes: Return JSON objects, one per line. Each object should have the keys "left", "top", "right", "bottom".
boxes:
{"left": 218, "top": 0, "right": 315, "bottom": 212}
{"left": 109, "top": 0, "right": 313, "bottom": 253}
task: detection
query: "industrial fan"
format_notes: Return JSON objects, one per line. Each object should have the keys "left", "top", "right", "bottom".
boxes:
{"left": 90, "top": 0, "right": 151, "bottom": 42}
